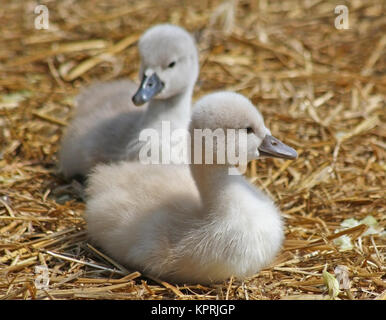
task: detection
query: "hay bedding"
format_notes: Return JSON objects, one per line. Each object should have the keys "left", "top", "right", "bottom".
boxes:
{"left": 0, "top": 0, "right": 385, "bottom": 300}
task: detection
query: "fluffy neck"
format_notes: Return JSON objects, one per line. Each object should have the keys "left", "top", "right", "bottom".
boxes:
{"left": 142, "top": 85, "right": 193, "bottom": 131}
{"left": 190, "top": 164, "right": 247, "bottom": 214}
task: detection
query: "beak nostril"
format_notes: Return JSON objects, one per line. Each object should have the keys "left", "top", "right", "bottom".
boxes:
{"left": 132, "top": 72, "right": 164, "bottom": 106}
{"left": 259, "top": 134, "right": 297, "bottom": 159}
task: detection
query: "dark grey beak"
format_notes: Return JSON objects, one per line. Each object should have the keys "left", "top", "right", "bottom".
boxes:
{"left": 258, "top": 135, "right": 298, "bottom": 160}
{"left": 132, "top": 72, "right": 164, "bottom": 106}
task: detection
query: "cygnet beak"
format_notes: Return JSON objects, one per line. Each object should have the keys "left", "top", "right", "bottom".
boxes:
{"left": 258, "top": 135, "right": 298, "bottom": 160}
{"left": 132, "top": 72, "right": 164, "bottom": 106}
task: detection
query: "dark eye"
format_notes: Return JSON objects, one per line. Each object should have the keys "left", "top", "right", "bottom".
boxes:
{"left": 246, "top": 127, "right": 254, "bottom": 134}
{"left": 168, "top": 61, "right": 176, "bottom": 68}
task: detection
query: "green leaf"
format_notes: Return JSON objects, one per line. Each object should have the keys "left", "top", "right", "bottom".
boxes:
{"left": 323, "top": 268, "right": 340, "bottom": 300}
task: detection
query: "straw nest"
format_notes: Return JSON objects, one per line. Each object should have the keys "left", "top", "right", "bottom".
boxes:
{"left": 0, "top": 0, "right": 385, "bottom": 300}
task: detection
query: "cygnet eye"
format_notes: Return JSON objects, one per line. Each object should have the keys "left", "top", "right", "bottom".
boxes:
{"left": 168, "top": 61, "right": 176, "bottom": 68}
{"left": 246, "top": 127, "right": 254, "bottom": 134}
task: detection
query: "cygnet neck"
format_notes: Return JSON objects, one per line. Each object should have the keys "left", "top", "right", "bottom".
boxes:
{"left": 142, "top": 85, "right": 193, "bottom": 131}
{"left": 190, "top": 163, "right": 243, "bottom": 211}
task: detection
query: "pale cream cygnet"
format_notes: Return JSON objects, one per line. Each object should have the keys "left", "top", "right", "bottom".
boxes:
{"left": 85, "top": 91, "right": 298, "bottom": 284}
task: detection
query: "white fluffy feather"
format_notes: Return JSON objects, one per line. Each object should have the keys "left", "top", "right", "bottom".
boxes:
{"left": 85, "top": 92, "right": 284, "bottom": 284}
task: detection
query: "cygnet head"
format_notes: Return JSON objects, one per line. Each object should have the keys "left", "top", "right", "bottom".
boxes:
{"left": 190, "top": 91, "right": 298, "bottom": 165}
{"left": 132, "top": 24, "right": 199, "bottom": 105}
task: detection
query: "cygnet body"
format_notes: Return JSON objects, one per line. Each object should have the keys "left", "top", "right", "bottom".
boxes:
{"left": 85, "top": 91, "right": 298, "bottom": 284}
{"left": 59, "top": 24, "right": 199, "bottom": 179}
